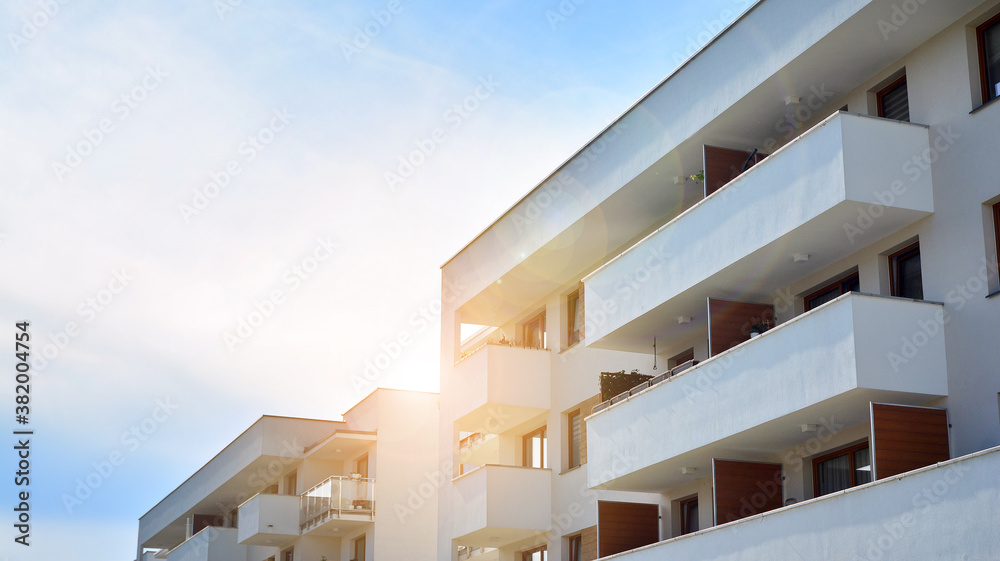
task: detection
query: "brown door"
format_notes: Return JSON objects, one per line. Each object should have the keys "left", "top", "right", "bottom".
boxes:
{"left": 870, "top": 403, "right": 949, "bottom": 479}
{"left": 597, "top": 500, "right": 659, "bottom": 557}
{"left": 712, "top": 459, "right": 783, "bottom": 525}
{"left": 707, "top": 298, "right": 775, "bottom": 356}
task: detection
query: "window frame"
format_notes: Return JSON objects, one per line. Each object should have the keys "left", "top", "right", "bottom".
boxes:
{"left": 522, "top": 426, "right": 548, "bottom": 469}
{"left": 567, "top": 534, "right": 583, "bottom": 561}
{"left": 888, "top": 242, "right": 922, "bottom": 299}
{"left": 977, "top": 11, "right": 1000, "bottom": 104}
{"left": 353, "top": 535, "right": 366, "bottom": 561}
{"left": 876, "top": 75, "right": 909, "bottom": 122}
{"left": 679, "top": 496, "right": 699, "bottom": 535}
{"left": 521, "top": 544, "right": 547, "bottom": 561}
{"left": 811, "top": 441, "right": 871, "bottom": 497}
{"left": 567, "top": 410, "right": 582, "bottom": 469}
{"left": 804, "top": 272, "right": 860, "bottom": 311}
{"left": 522, "top": 311, "right": 547, "bottom": 350}
{"left": 668, "top": 348, "right": 695, "bottom": 368}
{"left": 994, "top": 201, "right": 1000, "bottom": 266}
{"left": 567, "top": 290, "right": 582, "bottom": 347}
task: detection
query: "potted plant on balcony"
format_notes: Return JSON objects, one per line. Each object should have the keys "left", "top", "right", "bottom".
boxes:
{"left": 352, "top": 499, "right": 372, "bottom": 510}
{"left": 348, "top": 472, "right": 362, "bottom": 481}
{"left": 749, "top": 323, "right": 769, "bottom": 338}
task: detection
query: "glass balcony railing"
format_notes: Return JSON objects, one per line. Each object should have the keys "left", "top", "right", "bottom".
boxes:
{"left": 299, "top": 475, "right": 375, "bottom": 532}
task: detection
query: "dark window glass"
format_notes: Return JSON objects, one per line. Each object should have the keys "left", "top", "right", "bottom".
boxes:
{"left": 878, "top": 77, "right": 909, "bottom": 122}
{"left": 805, "top": 272, "right": 859, "bottom": 311}
{"left": 890, "top": 244, "right": 923, "bottom": 299}
{"left": 814, "top": 443, "right": 871, "bottom": 497}
{"left": 979, "top": 14, "right": 1000, "bottom": 102}
{"left": 680, "top": 497, "right": 699, "bottom": 535}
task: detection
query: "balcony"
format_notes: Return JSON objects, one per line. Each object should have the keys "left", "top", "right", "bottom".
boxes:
{"left": 587, "top": 293, "right": 948, "bottom": 491}
{"left": 299, "top": 475, "right": 375, "bottom": 535}
{"left": 453, "top": 345, "right": 550, "bottom": 433}
{"left": 450, "top": 465, "right": 552, "bottom": 548}
{"left": 583, "top": 112, "right": 934, "bottom": 352}
{"left": 236, "top": 493, "right": 299, "bottom": 546}
{"left": 459, "top": 433, "right": 500, "bottom": 466}
{"left": 597, "top": 446, "right": 1000, "bottom": 561}
{"left": 165, "top": 527, "right": 244, "bottom": 561}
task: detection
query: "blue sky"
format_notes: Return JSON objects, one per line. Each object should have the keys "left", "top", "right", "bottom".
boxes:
{"left": 0, "top": 0, "right": 750, "bottom": 559}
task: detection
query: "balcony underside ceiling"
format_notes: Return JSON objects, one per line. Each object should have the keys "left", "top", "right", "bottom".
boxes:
{"left": 455, "top": 0, "right": 976, "bottom": 329}
{"left": 587, "top": 203, "right": 930, "bottom": 354}
{"left": 454, "top": 526, "right": 545, "bottom": 550}
{"left": 593, "top": 386, "right": 945, "bottom": 493}
{"left": 142, "top": 455, "right": 299, "bottom": 551}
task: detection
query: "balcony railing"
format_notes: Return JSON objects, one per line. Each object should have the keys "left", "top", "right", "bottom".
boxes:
{"left": 299, "top": 475, "right": 375, "bottom": 532}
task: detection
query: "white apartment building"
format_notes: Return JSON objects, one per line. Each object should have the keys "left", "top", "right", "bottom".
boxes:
{"left": 439, "top": 0, "right": 1000, "bottom": 559}
{"left": 136, "top": 389, "right": 439, "bottom": 561}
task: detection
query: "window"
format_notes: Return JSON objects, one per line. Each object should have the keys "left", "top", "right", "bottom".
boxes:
{"left": 889, "top": 242, "right": 923, "bottom": 299}
{"left": 567, "top": 535, "right": 582, "bottom": 561}
{"left": 521, "top": 545, "right": 547, "bottom": 561}
{"left": 994, "top": 201, "right": 1000, "bottom": 265}
{"left": 812, "top": 442, "right": 873, "bottom": 497}
{"left": 353, "top": 535, "right": 366, "bottom": 561}
{"left": 523, "top": 426, "right": 547, "bottom": 469}
{"left": 567, "top": 290, "right": 582, "bottom": 346}
{"left": 522, "top": 311, "right": 546, "bottom": 349}
{"left": 284, "top": 471, "right": 297, "bottom": 495}
{"left": 679, "top": 496, "right": 699, "bottom": 535}
{"left": 568, "top": 410, "right": 582, "bottom": 469}
{"left": 280, "top": 547, "right": 293, "bottom": 561}
{"left": 978, "top": 12, "right": 1000, "bottom": 103}
{"left": 877, "top": 76, "right": 909, "bottom": 122}
{"left": 804, "top": 272, "right": 860, "bottom": 311}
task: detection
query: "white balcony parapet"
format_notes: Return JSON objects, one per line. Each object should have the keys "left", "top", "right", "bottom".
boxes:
{"left": 236, "top": 493, "right": 300, "bottom": 546}
{"left": 165, "top": 527, "right": 244, "bottom": 561}
{"left": 583, "top": 112, "right": 934, "bottom": 352}
{"left": 597, "top": 446, "right": 1000, "bottom": 561}
{"left": 453, "top": 345, "right": 550, "bottom": 432}
{"left": 587, "top": 293, "right": 948, "bottom": 491}
{"left": 450, "top": 464, "right": 552, "bottom": 549}
{"left": 299, "top": 475, "right": 375, "bottom": 533}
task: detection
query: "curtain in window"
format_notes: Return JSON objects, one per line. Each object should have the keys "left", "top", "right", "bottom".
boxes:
{"left": 816, "top": 454, "right": 850, "bottom": 495}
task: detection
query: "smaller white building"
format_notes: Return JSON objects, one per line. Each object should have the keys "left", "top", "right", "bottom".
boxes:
{"left": 136, "top": 389, "right": 439, "bottom": 561}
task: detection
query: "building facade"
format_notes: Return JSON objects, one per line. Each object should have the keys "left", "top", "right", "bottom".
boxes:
{"left": 136, "top": 389, "right": 439, "bottom": 561}
{"left": 439, "top": 0, "right": 1000, "bottom": 559}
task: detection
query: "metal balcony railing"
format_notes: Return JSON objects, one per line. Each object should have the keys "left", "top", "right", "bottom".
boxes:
{"left": 299, "top": 475, "right": 375, "bottom": 532}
